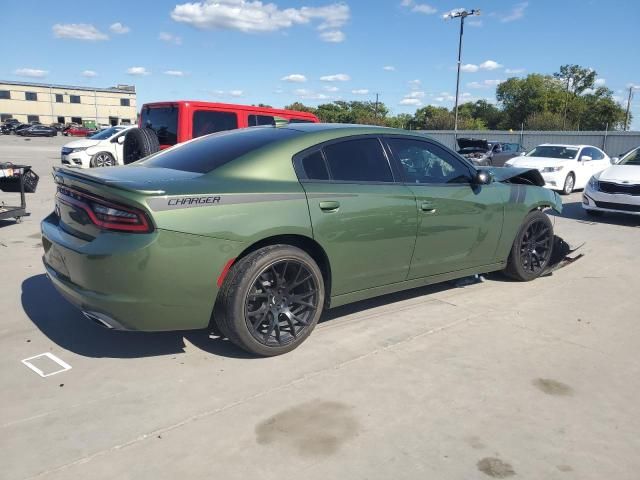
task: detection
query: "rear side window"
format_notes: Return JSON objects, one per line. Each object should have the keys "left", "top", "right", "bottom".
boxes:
{"left": 193, "top": 110, "right": 238, "bottom": 138}
{"left": 141, "top": 106, "right": 178, "bottom": 145}
{"left": 300, "top": 151, "right": 329, "bottom": 180}
{"left": 248, "top": 115, "right": 275, "bottom": 127}
{"left": 323, "top": 138, "right": 393, "bottom": 182}
{"left": 140, "top": 127, "right": 302, "bottom": 174}
{"left": 289, "top": 118, "right": 314, "bottom": 124}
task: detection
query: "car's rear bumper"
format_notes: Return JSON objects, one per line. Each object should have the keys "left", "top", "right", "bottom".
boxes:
{"left": 41, "top": 213, "right": 245, "bottom": 331}
{"left": 582, "top": 186, "right": 640, "bottom": 215}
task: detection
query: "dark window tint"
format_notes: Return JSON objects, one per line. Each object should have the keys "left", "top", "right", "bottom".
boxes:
{"left": 300, "top": 150, "right": 329, "bottom": 180}
{"left": 193, "top": 110, "right": 238, "bottom": 138}
{"left": 71, "top": 117, "right": 82, "bottom": 124}
{"left": 25, "top": 92, "right": 37, "bottom": 101}
{"left": 323, "top": 138, "right": 393, "bottom": 182}
{"left": 248, "top": 114, "right": 275, "bottom": 127}
{"left": 141, "top": 106, "right": 178, "bottom": 145}
{"left": 288, "top": 118, "right": 314, "bottom": 123}
{"left": 27, "top": 115, "right": 40, "bottom": 123}
{"left": 55, "top": 94, "right": 64, "bottom": 103}
{"left": 387, "top": 138, "right": 471, "bottom": 184}
{"left": 120, "top": 98, "right": 130, "bottom": 107}
{"left": 70, "top": 95, "right": 81, "bottom": 104}
{"left": 0, "top": 90, "right": 10, "bottom": 99}
{"left": 1, "top": 114, "right": 12, "bottom": 121}
{"left": 57, "top": 116, "right": 65, "bottom": 123}
{"left": 141, "top": 127, "right": 302, "bottom": 174}
{"left": 590, "top": 148, "right": 604, "bottom": 160}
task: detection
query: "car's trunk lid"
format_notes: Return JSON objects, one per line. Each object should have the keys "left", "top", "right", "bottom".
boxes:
{"left": 457, "top": 138, "right": 489, "bottom": 151}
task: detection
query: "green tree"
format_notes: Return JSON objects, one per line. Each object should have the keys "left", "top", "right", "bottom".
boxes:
{"left": 283, "top": 102, "right": 317, "bottom": 114}
{"left": 554, "top": 64, "right": 597, "bottom": 129}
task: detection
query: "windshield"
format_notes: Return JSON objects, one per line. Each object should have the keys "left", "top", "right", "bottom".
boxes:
{"left": 619, "top": 147, "right": 640, "bottom": 166}
{"left": 141, "top": 105, "right": 178, "bottom": 145}
{"left": 89, "top": 127, "right": 124, "bottom": 140}
{"left": 526, "top": 145, "right": 579, "bottom": 160}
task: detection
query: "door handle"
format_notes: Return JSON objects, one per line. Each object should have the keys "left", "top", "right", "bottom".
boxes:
{"left": 319, "top": 200, "right": 340, "bottom": 212}
{"left": 420, "top": 202, "right": 436, "bottom": 213}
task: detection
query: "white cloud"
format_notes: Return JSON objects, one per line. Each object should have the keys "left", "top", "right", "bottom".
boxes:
{"left": 171, "top": 1, "right": 350, "bottom": 42}
{"left": 405, "top": 91, "right": 425, "bottom": 98}
{"left": 400, "top": 98, "right": 422, "bottom": 106}
{"left": 401, "top": 0, "right": 437, "bottom": 14}
{"left": 595, "top": 78, "right": 606, "bottom": 87}
{"left": 467, "top": 79, "right": 503, "bottom": 89}
{"left": 281, "top": 74, "right": 307, "bottom": 82}
{"left": 435, "top": 92, "right": 456, "bottom": 102}
{"left": 159, "top": 32, "right": 183, "bottom": 45}
{"left": 229, "top": 90, "right": 244, "bottom": 97}
{"left": 320, "top": 73, "right": 350, "bottom": 82}
{"left": 461, "top": 60, "right": 502, "bottom": 73}
{"left": 109, "top": 22, "right": 130, "bottom": 34}
{"left": 505, "top": 68, "right": 525, "bottom": 74}
{"left": 14, "top": 68, "right": 48, "bottom": 78}
{"left": 408, "top": 79, "right": 422, "bottom": 90}
{"left": 479, "top": 60, "right": 502, "bottom": 70}
{"left": 127, "top": 66, "right": 151, "bottom": 76}
{"left": 323, "top": 85, "right": 339, "bottom": 92}
{"left": 294, "top": 88, "right": 329, "bottom": 100}
{"left": 501, "top": 2, "right": 528, "bottom": 22}
{"left": 468, "top": 19, "right": 482, "bottom": 27}
{"left": 582, "top": 88, "right": 596, "bottom": 95}
{"left": 164, "top": 70, "right": 185, "bottom": 76}
{"left": 383, "top": 65, "right": 395, "bottom": 71}
{"left": 351, "top": 89, "right": 369, "bottom": 95}
{"left": 82, "top": 70, "right": 97, "bottom": 77}
{"left": 52, "top": 23, "right": 108, "bottom": 41}
{"left": 319, "top": 29, "right": 345, "bottom": 43}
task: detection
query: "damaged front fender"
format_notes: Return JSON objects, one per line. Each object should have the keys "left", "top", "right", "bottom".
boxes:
{"left": 487, "top": 166, "right": 563, "bottom": 213}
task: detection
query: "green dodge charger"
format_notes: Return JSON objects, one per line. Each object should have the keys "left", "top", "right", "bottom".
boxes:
{"left": 42, "top": 124, "right": 562, "bottom": 356}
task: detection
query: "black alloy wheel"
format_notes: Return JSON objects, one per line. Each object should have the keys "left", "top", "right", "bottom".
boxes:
{"left": 245, "top": 259, "right": 319, "bottom": 347}
{"left": 518, "top": 218, "right": 552, "bottom": 275}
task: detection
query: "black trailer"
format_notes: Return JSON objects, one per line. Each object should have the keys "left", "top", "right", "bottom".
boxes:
{"left": 0, "top": 163, "right": 38, "bottom": 223}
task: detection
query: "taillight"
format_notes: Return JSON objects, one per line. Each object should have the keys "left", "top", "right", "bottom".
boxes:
{"left": 56, "top": 186, "right": 153, "bottom": 233}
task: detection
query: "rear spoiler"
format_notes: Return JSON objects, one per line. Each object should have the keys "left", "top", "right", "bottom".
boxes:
{"left": 52, "top": 166, "right": 166, "bottom": 195}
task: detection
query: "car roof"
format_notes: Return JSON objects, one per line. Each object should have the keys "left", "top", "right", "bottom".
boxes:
{"left": 537, "top": 143, "right": 595, "bottom": 148}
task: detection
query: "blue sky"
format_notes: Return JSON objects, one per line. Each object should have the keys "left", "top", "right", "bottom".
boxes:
{"left": 2, "top": 0, "right": 639, "bottom": 128}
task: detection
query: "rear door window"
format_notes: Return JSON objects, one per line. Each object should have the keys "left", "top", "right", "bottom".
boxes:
{"left": 322, "top": 138, "right": 393, "bottom": 183}
{"left": 248, "top": 114, "right": 276, "bottom": 127}
{"left": 299, "top": 150, "right": 329, "bottom": 180}
{"left": 141, "top": 106, "right": 178, "bottom": 145}
{"left": 193, "top": 110, "right": 238, "bottom": 138}
{"left": 140, "top": 127, "right": 302, "bottom": 173}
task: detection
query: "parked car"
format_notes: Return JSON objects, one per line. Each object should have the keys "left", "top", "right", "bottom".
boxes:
{"left": 63, "top": 125, "right": 95, "bottom": 137}
{"left": 50, "top": 123, "right": 65, "bottom": 132}
{"left": 61, "top": 125, "right": 135, "bottom": 168}
{"left": 13, "top": 124, "right": 32, "bottom": 134}
{"left": 583, "top": 146, "right": 640, "bottom": 216}
{"left": 44, "top": 124, "right": 562, "bottom": 356}
{"left": 456, "top": 138, "right": 525, "bottom": 166}
{"left": 504, "top": 144, "right": 610, "bottom": 194}
{"left": 16, "top": 125, "right": 57, "bottom": 137}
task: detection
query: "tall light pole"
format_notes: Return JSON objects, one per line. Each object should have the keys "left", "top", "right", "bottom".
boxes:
{"left": 443, "top": 8, "right": 480, "bottom": 136}
{"left": 624, "top": 85, "right": 637, "bottom": 131}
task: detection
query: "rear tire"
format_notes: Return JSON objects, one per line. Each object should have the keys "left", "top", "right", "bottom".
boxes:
{"left": 561, "top": 173, "right": 575, "bottom": 195}
{"left": 90, "top": 152, "right": 116, "bottom": 168}
{"left": 122, "top": 128, "right": 160, "bottom": 164}
{"left": 504, "top": 210, "right": 554, "bottom": 281}
{"left": 214, "top": 245, "right": 325, "bottom": 356}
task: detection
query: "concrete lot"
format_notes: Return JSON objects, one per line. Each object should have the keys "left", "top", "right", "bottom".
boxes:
{"left": 1, "top": 134, "right": 639, "bottom": 480}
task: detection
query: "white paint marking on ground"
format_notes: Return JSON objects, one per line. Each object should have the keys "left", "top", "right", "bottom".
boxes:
{"left": 21, "top": 352, "right": 72, "bottom": 378}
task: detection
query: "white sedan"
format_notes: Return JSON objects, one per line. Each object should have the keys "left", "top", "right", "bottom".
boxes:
{"left": 504, "top": 144, "right": 611, "bottom": 195}
{"left": 61, "top": 125, "right": 134, "bottom": 168}
{"left": 583, "top": 146, "right": 640, "bottom": 216}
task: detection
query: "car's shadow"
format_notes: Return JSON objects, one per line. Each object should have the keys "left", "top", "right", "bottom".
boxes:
{"left": 550, "top": 201, "right": 640, "bottom": 227}
{"left": 22, "top": 273, "right": 480, "bottom": 359}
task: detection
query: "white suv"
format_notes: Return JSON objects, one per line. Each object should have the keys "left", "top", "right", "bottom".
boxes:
{"left": 61, "top": 125, "right": 135, "bottom": 168}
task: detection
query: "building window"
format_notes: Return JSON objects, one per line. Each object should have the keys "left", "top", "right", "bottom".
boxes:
{"left": 1, "top": 114, "right": 13, "bottom": 122}
{"left": 108, "top": 116, "right": 119, "bottom": 126}
{"left": 27, "top": 115, "right": 40, "bottom": 123}
{"left": 71, "top": 117, "right": 82, "bottom": 124}
{"left": 121, "top": 119, "right": 131, "bottom": 125}
{"left": 25, "top": 92, "right": 38, "bottom": 101}
{"left": 57, "top": 116, "right": 65, "bottom": 124}
{"left": 120, "top": 98, "right": 130, "bottom": 107}
{"left": 70, "top": 95, "right": 81, "bottom": 104}
{"left": 0, "top": 90, "right": 10, "bottom": 100}
{"left": 55, "top": 94, "right": 64, "bottom": 103}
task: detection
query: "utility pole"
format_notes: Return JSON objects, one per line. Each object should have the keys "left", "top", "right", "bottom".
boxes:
{"left": 374, "top": 93, "right": 379, "bottom": 120}
{"left": 443, "top": 8, "right": 480, "bottom": 138}
{"left": 625, "top": 85, "right": 636, "bottom": 131}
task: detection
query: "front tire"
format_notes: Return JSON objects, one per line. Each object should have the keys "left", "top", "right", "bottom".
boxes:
{"left": 214, "top": 245, "right": 325, "bottom": 356}
{"left": 504, "top": 210, "right": 554, "bottom": 281}
{"left": 561, "top": 173, "right": 575, "bottom": 195}
{"left": 90, "top": 152, "right": 116, "bottom": 168}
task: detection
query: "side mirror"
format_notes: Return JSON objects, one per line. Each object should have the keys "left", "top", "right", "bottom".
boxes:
{"left": 611, "top": 157, "right": 620, "bottom": 164}
{"left": 473, "top": 170, "right": 493, "bottom": 185}
{"left": 116, "top": 135, "right": 125, "bottom": 144}
{"left": 580, "top": 155, "right": 593, "bottom": 162}
{"left": 519, "top": 151, "right": 526, "bottom": 156}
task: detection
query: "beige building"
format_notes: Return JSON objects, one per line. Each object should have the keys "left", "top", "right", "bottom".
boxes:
{"left": 0, "top": 80, "right": 137, "bottom": 126}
